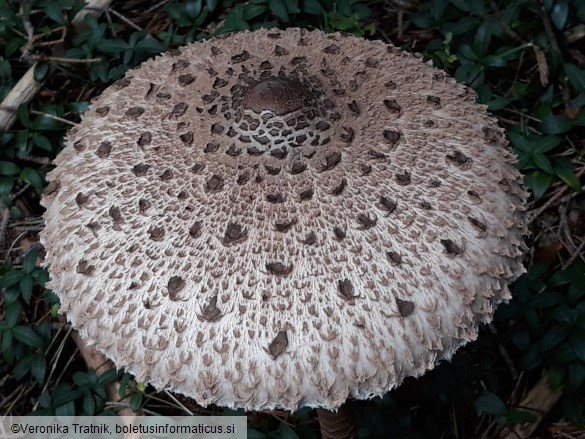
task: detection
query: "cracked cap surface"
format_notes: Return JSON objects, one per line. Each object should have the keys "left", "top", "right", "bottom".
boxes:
{"left": 41, "top": 28, "right": 529, "bottom": 411}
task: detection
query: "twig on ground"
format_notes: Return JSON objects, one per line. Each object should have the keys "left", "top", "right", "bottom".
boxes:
{"left": 1, "top": 0, "right": 115, "bottom": 132}
{"left": 19, "top": 1, "right": 35, "bottom": 60}
{"left": 562, "top": 238, "right": 585, "bottom": 268}
{"left": 30, "top": 110, "right": 78, "bottom": 127}
{"left": 12, "top": 184, "right": 31, "bottom": 200}
{"left": 71, "top": 0, "right": 114, "bottom": 31}
{"left": 489, "top": 324, "right": 519, "bottom": 380}
{"left": 146, "top": 0, "right": 173, "bottom": 13}
{"left": 0, "top": 200, "right": 11, "bottom": 250}
{"left": 164, "top": 391, "right": 194, "bottom": 415}
{"left": 537, "top": 1, "right": 572, "bottom": 108}
{"left": 0, "top": 65, "right": 43, "bottom": 132}
{"left": 528, "top": 166, "right": 585, "bottom": 225}
{"left": 33, "top": 325, "right": 74, "bottom": 411}
{"left": 497, "top": 374, "right": 563, "bottom": 439}
{"left": 108, "top": 8, "right": 143, "bottom": 32}
{"left": 71, "top": 332, "right": 135, "bottom": 417}
{"left": 28, "top": 54, "right": 104, "bottom": 64}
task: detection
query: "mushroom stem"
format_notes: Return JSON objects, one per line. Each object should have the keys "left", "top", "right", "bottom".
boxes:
{"left": 316, "top": 403, "right": 358, "bottom": 439}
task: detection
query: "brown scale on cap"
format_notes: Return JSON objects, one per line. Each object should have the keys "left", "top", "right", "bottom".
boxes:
{"left": 41, "top": 28, "right": 528, "bottom": 412}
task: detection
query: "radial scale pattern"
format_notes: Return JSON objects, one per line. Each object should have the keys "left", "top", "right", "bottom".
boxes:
{"left": 41, "top": 28, "right": 528, "bottom": 411}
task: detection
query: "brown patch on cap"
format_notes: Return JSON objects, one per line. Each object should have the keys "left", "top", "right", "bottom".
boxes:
{"left": 441, "top": 239, "right": 463, "bottom": 255}
{"left": 267, "top": 331, "right": 288, "bottom": 359}
{"left": 168, "top": 276, "right": 185, "bottom": 300}
{"left": 96, "top": 141, "right": 112, "bottom": 158}
{"left": 198, "top": 296, "right": 222, "bottom": 322}
{"left": 338, "top": 279, "right": 356, "bottom": 301}
{"left": 396, "top": 298, "right": 414, "bottom": 317}
{"left": 266, "top": 262, "right": 293, "bottom": 276}
{"left": 223, "top": 223, "right": 246, "bottom": 244}
{"left": 77, "top": 260, "right": 95, "bottom": 275}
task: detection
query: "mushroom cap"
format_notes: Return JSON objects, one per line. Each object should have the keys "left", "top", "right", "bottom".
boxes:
{"left": 41, "top": 28, "right": 528, "bottom": 411}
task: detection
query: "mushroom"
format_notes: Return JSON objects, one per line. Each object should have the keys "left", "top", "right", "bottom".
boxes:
{"left": 41, "top": 28, "right": 528, "bottom": 437}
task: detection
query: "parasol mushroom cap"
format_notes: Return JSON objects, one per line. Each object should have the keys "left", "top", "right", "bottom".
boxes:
{"left": 41, "top": 28, "right": 529, "bottom": 411}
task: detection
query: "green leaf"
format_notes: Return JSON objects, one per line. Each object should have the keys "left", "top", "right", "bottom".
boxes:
{"left": 39, "top": 390, "right": 53, "bottom": 409}
{"left": 130, "top": 392, "right": 143, "bottom": 412}
{"left": 16, "top": 105, "right": 30, "bottom": 127}
{"left": 550, "top": 1, "right": 569, "bottom": 29}
{"left": 118, "top": 373, "right": 131, "bottom": 399}
{"left": 99, "top": 39, "right": 131, "bottom": 54}
{"left": 564, "top": 63, "right": 585, "bottom": 92}
{"left": 284, "top": 0, "right": 301, "bottom": 14}
{"left": 547, "top": 366, "right": 566, "bottom": 389}
{"left": 10, "top": 206, "right": 23, "bottom": 219}
{"left": 44, "top": 3, "right": 66, "bottom": 25}
{"left": 539, "top": 115, "right": 574, "bottom": 134}
{"left": 5, "top": 301, "right": 21, "bottom": 328}
{"left": 23, "top": 248, "right": 38, "bottom": 273}
{"left": 553, "top": 304, "right": 575, "bottom": 323}
{"left": 552, "top": 157, "right": 582, "bottom": 192}
{"left": 3, "top": 285, "right": 21, "bottom": 304}
{"left": 475, "top": 391, "right": 508, "bottom": 416}
{"left": 0, "top": 177, "right": 14, "bottom": 195}
{"left": 269, "top": 0, "right": 289, "bottom": 22}
{"left": 458, "top": 44, "right": 480, "bottom": 62}
{"left": 98, "top": 369, "right": 119, "bottom": 385}
{"left": 530, "top": 290, "right": 564, "bottom": 308}
{"left": 2, "top": 329, "right": 14, "bottom": 355}
{"left": 0, "top": 269, "right": 26, "bottom": 288}
{"left": 123, "top": 49, "right": 133, "bottom": 66}
{"left": 13, "top": 325, "right": 45, "bottom": 349}
{"left": 532, "top": 154, "right": 553, "bottom": 174}
{"left": 474, "top": 21, "right": 492, "bottom": 56}
{"left": 55, "top": 401, "right": 76, "bottom": 416}
{"left": 533, "top": 135, "right": 562, "bottom": 153}
{"left": 277, "top": 423, "right": 300, "bottom": 439}
{"left": 32, "top": 133, "right": 52, "bottom": 151}
{"left": 83, "top": 393, "right": 96, "bottom": 415}
{"left": 219, "top": 5, "right": 250, "bottom": 33}
{"left": 73, "top": 371, "right": 90, "bottom": 386}
{"left": 524, "top": 171, "right": 553, "bottom": 199}
{"left": 443, "top": 16, "right": 480, "bottom": 35}
{"left": 336, "top": 0, "right": 353, "bottom": 16}
{"left": 568, "top": 331, "right": 585, "bottom": 362}
{"left": 430, "top": 0, "right": 449, "bottom": 20}
{"left": 244, "top": 3, "right": 269, "bottom": 21}
{"left": 13, "top": 353, "right": 34, "bottom": 379}
{"left": 568, "top": 283, "right": 585, "bottom": 304}
{"left": 541, "top": 324, "right": 571, "bottom": 351}
{"left": 247, "top": 428, "right": 267, "bottom": 439}
{"left": 6, "top": 36, "right": 27, "bottom": 58}
{"left": 303, "top": 0, "right": 324, "bottom": 15}
{"left": 484, "top": 55, "right": 507, "bottom": 67}
{"left": 185, "top": 0, "right": 202, "bottom": 18}
{"left": 34, "top": 63, "right": 49, "bottom": 81}
{"left": 511, "top": 328, "right": 530, "bottom": 350}
{"left": 53, "top": 386, "right": 82, "bottom": 406}
{"left": 568, "top": 361, "right": 585, "bottom": 388}
{"left": 522, "top": 344, "right": 544, "bottom": 369}
{"left": 206, "top": 0, "right": 217, "bottom": 12}
{"left": 0, "top": 161, "right": 21, "bottom": 176}
{"left": 20, "top": 275, "right": 34, "bottom": 304}
{"left": 487, "top": 96, "right": 511, "bottom": 110}
{"left": 31, "top": 354, "right": 46, "bottom": 382}
{"left": 411, "top": 13, "right": 434, "bottom": 28}
{"left": 31, "top": 268, "right": 49, "bottom": 285}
